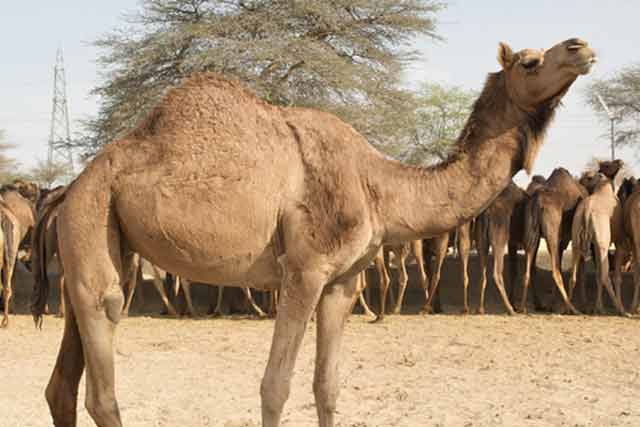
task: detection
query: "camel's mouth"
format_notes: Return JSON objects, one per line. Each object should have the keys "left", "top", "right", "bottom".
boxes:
{"left": 576, "top": 56, "right": 597, "bottom": 75}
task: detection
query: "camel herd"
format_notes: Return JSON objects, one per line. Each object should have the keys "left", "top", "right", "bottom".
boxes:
{"left": 0, "top": 38, "right": 608, "bottom": 427}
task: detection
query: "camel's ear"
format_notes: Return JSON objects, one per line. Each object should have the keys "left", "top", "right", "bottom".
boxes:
{"left": 498, "top": 42, "right": 515, "bottom": 69}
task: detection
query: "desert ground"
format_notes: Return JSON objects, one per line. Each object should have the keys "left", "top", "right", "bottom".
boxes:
{"left": 2, "top": 252, "right": 640, "bottom": 427}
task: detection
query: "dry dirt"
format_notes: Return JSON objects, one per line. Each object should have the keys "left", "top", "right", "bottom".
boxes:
{"left": 3, "top": 312, "right": 640, "bottom": 427}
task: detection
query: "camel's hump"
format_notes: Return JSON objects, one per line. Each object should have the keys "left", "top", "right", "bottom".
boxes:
{"left": 127, "top": 73, "right": 278, "bottom": 141}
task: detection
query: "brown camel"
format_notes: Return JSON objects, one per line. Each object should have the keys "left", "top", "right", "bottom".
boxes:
{"left": 0, "top": 187, "right": 36, "bottom": 253}
{"left": 568, "top": 161, "right": 627, "bottom": 315}
{"left": 520, "top": 167, "right": 589, "bottom": 314}
{"left": 0, "top": 203, "right": 21, "bottom": 327}
{"left": 621, "top": 179, "right": 640, "bottom": 312}
{"left": 474, "top": 181, "right": 528, "bottom": 314}
{"left": 32, "top": 39, "right": 596, "bottom": 427}
{"left": 612, "top": 177, "right": 638, "bottom": 304}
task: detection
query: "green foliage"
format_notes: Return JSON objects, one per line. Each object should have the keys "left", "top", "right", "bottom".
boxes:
{"left": 586, "top": 64, "right": 640, "bottom": 147}
{"left": 73, "top": 0, "right": 443, "bottom": 158}
{"left": 397, "top": 82, "right": 476, "bottom": 165}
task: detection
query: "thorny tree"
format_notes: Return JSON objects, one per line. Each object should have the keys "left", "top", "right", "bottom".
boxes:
{"left": 74, "top": 0, "right": 443, "bottom": 158}
{"left": 586, "top": 64, "right": 640, "bottom": 148}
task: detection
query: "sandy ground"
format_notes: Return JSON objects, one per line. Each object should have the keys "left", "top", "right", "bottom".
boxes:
{"left": 3, "top": 312, "right": 640, "bottom": 427}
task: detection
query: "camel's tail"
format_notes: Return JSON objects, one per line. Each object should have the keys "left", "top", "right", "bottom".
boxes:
{"left": 31, "top": 189, "right": 66, "bottom": 328}
{"left": 578, "top": 202, "right": 593, "bottom": 260}
{"left": 524, "top": 193, "right": 542, "bottom": 252}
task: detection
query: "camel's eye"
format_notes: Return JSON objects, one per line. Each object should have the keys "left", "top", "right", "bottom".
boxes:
{"left": 521, "top": 58, "right": 540, "bottom": 70}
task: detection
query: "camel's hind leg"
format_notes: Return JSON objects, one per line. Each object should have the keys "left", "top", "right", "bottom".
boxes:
{"left": 45, "top": 286, "right": 85, "bottom": 427}
{"left": 373, "top": 248, "right": 390, "bottom": 322}
{"left": 314, "top": 275, "right": 358, "bottom": 427}
{"left": 490, "top": 222, "right": 516, "bottom": 315}
{"left": 475, "top": 219, "right": 489, "bottom": 315}
{"left": 544, "top": 235, "right": 580, "bottom": 315}
{"left": 593, "top": 238, "right": 627, "bottom": 316}
{"left": 1, "top": 224, "right": 18, "bottom": 328}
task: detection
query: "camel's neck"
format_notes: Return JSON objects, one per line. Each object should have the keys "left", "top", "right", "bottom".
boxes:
{"left": 364, "top": 72, "right": 556, "bottom": 244}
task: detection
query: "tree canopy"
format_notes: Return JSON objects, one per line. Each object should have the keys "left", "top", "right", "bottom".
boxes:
{"left": 397, "top": 82, "right": 476, "bottom": 165}
{"left": 0, "top": 129, "right": 18, "bottom": 183}
{"left": 75, "top": 0, "right": 443, "bottom": 158}
{"left": 586, "top": 63, "right": 640, "bottom": 148}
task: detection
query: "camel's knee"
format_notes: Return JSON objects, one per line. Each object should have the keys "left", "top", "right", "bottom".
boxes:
{"left": 260, "top": 374, "right": 291, "bottom": 416}
{"left": 102, "top": 280, "right": 125, "bottom": 324}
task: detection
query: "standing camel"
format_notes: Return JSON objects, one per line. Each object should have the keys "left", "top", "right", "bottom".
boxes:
{"left": 474, "top": 181, "right": 528, "bottom": 314}
{"left": 0, "top": 202, "right": 21, "bottom": 327}
{"left": 622, "top": 180, "right": 640, "bottom": 312}
{"left": 568, "top": 162, "right": 627, "bottom": 315}
{"left": 520, "top": 167, "right": 588, "bottom": 314}
{"left": 32, "top": 39, "right": 596, "bottom": 427}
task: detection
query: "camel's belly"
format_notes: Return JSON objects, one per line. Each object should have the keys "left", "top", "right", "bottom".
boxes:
{"left": 113, "top": 175, "right": 285, "bottom": 289}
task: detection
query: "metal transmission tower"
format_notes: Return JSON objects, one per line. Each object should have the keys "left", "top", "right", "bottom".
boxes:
{"left": 47, "top": 47, "right": 74, "bottom": 172}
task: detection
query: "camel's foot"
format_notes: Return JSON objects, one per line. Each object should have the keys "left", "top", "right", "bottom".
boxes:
{"left": 1, "top": 316, "right": 7, "bottom": 328}
{"left": 506, "top": 307, "right": 516, "bottom": 316}
{"left": 593, "top": 304, "right": 606, "bottom": 315}
{"left": 461, "top": 306, "right": 470, "bottom": 315}
{"left": 477, "top": 306, "right": 485, "bottom": 315}
{"left": 55, "top": 312, "right": 65, "bottom": 319}
{"left": 370, "top": 315, "right": 385, "bottom": 324}
{"left": 392, "top": 306, "right": 402, "bottom": 315}
{"left": 515, "top": 304, "right": 528, "bottom": 314}
{"left": 420, "top": 305, "right": 434, "bottom": 315}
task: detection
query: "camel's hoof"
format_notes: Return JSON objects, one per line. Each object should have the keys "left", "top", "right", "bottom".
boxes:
{"left": 420, "top": 305, "right": 434, "bottom": 315}
{"left": 461, "top": 308, "right": 470, "bottom": 315}
{"left": 477, "top": 307, "right": 485, "bottom": 315}
{"left": 0, "top": 319, "right": 7, "bottom": 328}
{"left": 55, "top": 312, "right": 65, "bottom": 319}
{"left": 370, "top": 316, "right": 385, "bottom": 324}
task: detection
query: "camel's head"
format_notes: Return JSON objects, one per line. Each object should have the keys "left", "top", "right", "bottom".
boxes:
{"left": 579, "top": 171, "right": 605, "bottom": 194}
{"left": 597, "top": 159, "right": 624, "bottom": 180}
{"left": 499, "top": 38, "right": 597, "bottom": 111}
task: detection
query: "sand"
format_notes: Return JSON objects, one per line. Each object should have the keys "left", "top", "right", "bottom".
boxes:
{"left": 3, "top": 313, "right": 640, "bottom": 427}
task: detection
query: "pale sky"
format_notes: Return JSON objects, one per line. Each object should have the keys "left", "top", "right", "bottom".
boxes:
{"left": 1, "top": 0, "right": 638, "bottom": 183}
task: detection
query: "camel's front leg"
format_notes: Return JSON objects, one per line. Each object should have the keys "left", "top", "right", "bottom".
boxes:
{"left": 392, "top": 251, "right": 408, "bottom": 314}
{"left": 261, "top": 268, "right": 325, "bottom": 427}
{"left": 150, "top": 266, "right": 178, "bottom": 316}
{"left": 314, "top": 276, "right": 358, "bottom": 427}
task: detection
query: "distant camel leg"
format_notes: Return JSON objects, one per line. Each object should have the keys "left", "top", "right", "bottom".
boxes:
{"left": 592, "top": 226, "right": 627, "bottom": 316}
{"left": 489, "top": 221, "right": 516, "bottom": 315}
{"left": 176, "top": 277, "right": 197, "bottom": 317}
{"left": 632, "top": 256, "right": 640, "bottom": 314}
{"left": 57, "top": 275, "right": 66, "bottom": 318}
{"left": 373, "top": 248, "right": 390, "bottom": 322}
{"left": 244, "top": 288, "right": 267, "bottom": 317}
{"left": 475, "top": 217, "right": 489, "bottom": 314}
{"left": 423, "top": 235, "right": 448, "bottom": 314}
{"left": 0, "top": 233, "right": 7, "bottom": 328}
{"left": 507, "top": 242, "right": 519, "bottom": 305}
{"left": 544, "top": 234, "right": 579, "bottom": 314}
{"left": 121, "top": 252, "right": 141, "bottom": 316}
{"left": 409, "top": 240, "right": 428, "bottom": 310}
{"left": 612, "top": 247, "right": 627, "bottom": 310}
{"left": 458, "top": 224, "right": 471, "bottom": 314}
{"left": 150, "top": 265, "right": 178, "bottom": 316}
{"left": 352, "top": 271, "right": 375, "bottom": 317}
{"left": 392, "top": 246, "right": 410, "bottom": 314}
{"left": 520, "top": 238, "right": 540, "bottom": 313}
{"left": 567, "top": 249, "right": 584, "bottom": 306}
{"left": 213, "top": 286, "right": 225, "bottom": 316}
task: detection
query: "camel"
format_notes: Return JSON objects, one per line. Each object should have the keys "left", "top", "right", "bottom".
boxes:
{"left": 474, "top": 181, "right": 528, "bottom": 314}
{"left": 520, "top": 167, "right": 591, "bottom": 314}
{"left": 0, "top": 203, "right": 21, "bottom": 327}
{"left": 622, "top": 180, "right": 640, "bottom": 312}
{"left": 568, "top": 161, "right": 627, "bottom": 315}
{"left": 32, "top": 39, "right": 596, "bottom": 427}
{"left": 0, "top": 186, "right": 36, "bottom": 255}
